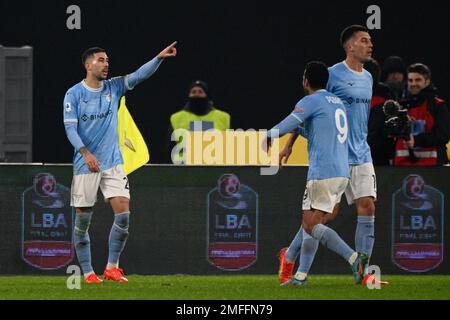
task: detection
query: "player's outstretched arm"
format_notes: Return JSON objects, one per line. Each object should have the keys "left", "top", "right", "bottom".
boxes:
{"left": 267, "top": 114, "right": 302, "bottom": 139}
{"left": 263, "top": 113, "right": 302, "bottom": 153}
{"left": 126, "top": 42, "right": 177, "bottom": 90}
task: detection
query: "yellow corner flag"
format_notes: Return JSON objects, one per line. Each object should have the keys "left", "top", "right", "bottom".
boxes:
{"left": 118, "top": 97, "right": 150, "bottom": 175}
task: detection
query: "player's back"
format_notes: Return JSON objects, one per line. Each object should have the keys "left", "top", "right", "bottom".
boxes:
{"left": 302, "top": 90, "right": 349, "bottom": 181}
{"left": 327, "top": 62, "right": 373, "bottom": 165}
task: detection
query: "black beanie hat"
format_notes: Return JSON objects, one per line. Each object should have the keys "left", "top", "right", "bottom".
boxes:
{"left": 381, "top": 56, "right": 406, "bottom": 82}
{"left": 189, "top": 80, "right": 209, "bottom": 97}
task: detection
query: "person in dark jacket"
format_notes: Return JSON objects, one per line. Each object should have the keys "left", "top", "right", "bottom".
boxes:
{"left": 394, "top": 63, "right": 450, "bottom": 166}
{"left": 366, "top": 58, "right": 396, "bottom": 165}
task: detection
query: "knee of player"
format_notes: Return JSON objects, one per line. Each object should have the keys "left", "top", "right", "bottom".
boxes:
{"left": 357, "top": 197, "right": 375, "bottom": 215}
{"left": 302, "top": 216, "right": 315, "bottom": 235}
{"left": 324, "top": 212, "right": 337, "bottom": 224}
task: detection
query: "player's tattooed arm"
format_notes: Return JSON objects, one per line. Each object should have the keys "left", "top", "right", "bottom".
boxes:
{"left": 80, "top": 147, "right": 101, "bottom": 173}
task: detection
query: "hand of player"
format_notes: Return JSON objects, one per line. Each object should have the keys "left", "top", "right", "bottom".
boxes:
{"left": 80, "top": 148, "right": 100, "bottom": 172}
{"left": 279, "top": 146, "right": 293, "bottom": 167}
{"left": 157, "top": 41, "right": 177, "bottom": 59}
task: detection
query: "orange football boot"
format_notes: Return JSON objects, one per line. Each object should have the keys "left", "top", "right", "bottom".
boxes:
{"left": 278, "top": 247, "right": 295, "bottom": 284}
{"left": 103, "top": 268, "right": 128, "bottom": 283}
{"left": 85, "top": 273, "right": 103, "bottom": 284}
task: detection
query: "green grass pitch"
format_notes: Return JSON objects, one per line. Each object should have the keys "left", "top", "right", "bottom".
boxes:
{"left": 0, "top": 275, "right": 449, "bottom": 300}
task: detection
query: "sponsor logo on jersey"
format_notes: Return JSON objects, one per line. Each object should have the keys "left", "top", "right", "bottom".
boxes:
{"left": 81, "top": 109, "right": 113, "bottom": 122}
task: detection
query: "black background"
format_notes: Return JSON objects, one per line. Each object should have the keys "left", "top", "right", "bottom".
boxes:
{"left": 1, "top": 0, "right": 449, "bottom": 163}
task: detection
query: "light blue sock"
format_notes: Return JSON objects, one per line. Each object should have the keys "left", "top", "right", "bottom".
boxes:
{"left": 297, "top": 228, "right": 319, "bottom": 275}
{"left": 107, "top": 212, "right": 130, "bottom": 267}
{"left": 74, "top": 211, "right": 93, "bottom": 275}
{"left": 311, "top": 224, "right": 355, "bottom": 262}
{"left": 355, "top": 216, "right": 375, "bottom": 258}
{"left": 285, "top": 227, "right": 304, "bottom": 263}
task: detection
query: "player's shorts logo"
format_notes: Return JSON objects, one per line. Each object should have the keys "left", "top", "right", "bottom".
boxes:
{"left": 207, "top": 174, "right": 259, "bottom": 271}
{"left": 391, "top": 174, "right": 444, "bottom": 272}
{"left": 22, "top": 173, "right": 75, "bottom": 270}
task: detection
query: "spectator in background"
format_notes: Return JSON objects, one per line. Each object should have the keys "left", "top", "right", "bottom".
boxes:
{"left": 366, "top": 58, "right": 396, "bottom": 165}
{"left": 394, "top": 63, "right": 450, "bottom": 166}
{"left": 381, "top": 56, "right": 407, "bottom": 101}
{"left": 168, "top": 80, "right": 231, "bottom": 162}
{"left": 365, "top": 58, "right": 394, "bottom": 109}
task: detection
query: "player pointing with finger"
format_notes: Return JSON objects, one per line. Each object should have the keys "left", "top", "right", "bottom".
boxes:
{"left": 63, "top": 42, "right": 177, "bottom": 283}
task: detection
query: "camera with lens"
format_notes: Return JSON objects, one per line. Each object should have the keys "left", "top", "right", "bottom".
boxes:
{"left": 383, "top": 100, "right": 412, "bottom": 140}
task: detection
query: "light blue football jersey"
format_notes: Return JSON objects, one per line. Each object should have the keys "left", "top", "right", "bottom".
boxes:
{"left": 291, "top": 90, "right": 349, "bottom": 181}
{"left": 327, "top": 62, "right": 373, "bottom": 165}
{"left": 63, "top": 77, "right": 128, "bottom": 175}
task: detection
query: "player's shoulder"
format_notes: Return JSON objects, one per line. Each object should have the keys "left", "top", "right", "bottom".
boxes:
{"left": 107, "top": 76, "right": 125, "bottom": 86}
{"left": 297, "top": 94, "right": 314, "bottom": 106}
{"left": 328, "top": 62, "right": 346, "bottom": 74}
{"left": 65, "top": 81, "right": 84, "bottom": 99}
{"left": 316, "top": 90, "right": 344, "bottom": 106}
{"left": 362, "top": 68, "right": 373, "bottom": 80}
{"left": 321, "top": 90, "right": 341, "bottom": 100}
{"left": 296, "top": 94, "right": 321, "bottom": 113}
{"left": 106, "top": 76, "right": 127, "bottom": 93}
{"left": 327, "top": 63, "right": 347, "bottom": 85}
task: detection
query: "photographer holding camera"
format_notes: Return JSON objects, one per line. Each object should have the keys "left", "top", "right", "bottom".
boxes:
{"left": 393, "top": 63, "right": 450, "bottom": 166}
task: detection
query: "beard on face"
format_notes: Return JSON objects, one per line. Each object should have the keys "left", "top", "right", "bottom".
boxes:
{"left": 95, "top": 69, "right": 108, "bottom": 80}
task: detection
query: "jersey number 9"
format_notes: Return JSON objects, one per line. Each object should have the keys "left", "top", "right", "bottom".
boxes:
{"left": 335, "top": 109, "right": 348, "bottom": 144}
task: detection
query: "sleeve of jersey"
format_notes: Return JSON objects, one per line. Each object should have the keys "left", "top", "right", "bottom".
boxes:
{"left": 297, "top": 125, "right": 307, "bottom": 138}
{"left": 326, "top": 69, "right": 336, "bottom": 93}
{"left": 267, "top": 100, "right": 312, "bottom": 138}
{"left": 125, "top": 57, "right": 163, "bottom": 91}
{"left": 367, "top": 72, "right": 374, "bottom": 88}
{"left": 63, "top": 92, "right": 85, "bottom": 152}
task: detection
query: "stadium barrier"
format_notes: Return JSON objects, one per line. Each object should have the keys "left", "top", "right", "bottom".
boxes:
{"left": 0, "top": 164, "right": 448, "bottom": 275}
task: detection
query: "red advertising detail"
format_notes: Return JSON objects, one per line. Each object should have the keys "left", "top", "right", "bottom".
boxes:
{"left": 207, "top": 174, "right": 259, "bottom": 271}
{"left": 208, "top": 243, "right": 257, "bottom": 270}
{"left": 393, "top": 244, "right": 443, "bottom": 272}
{"left": 23, "top": 241, "right": 73, "bottom": 270}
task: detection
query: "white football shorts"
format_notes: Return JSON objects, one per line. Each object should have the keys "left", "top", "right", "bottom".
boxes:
{"left": 345, "top": 162, "right": 377, "bottom": 205}
{"left": 302, "top": 177, "right": 349, "bottom": 214}
{"left": 70, "top": 164, "right": 130, "bottom": 207}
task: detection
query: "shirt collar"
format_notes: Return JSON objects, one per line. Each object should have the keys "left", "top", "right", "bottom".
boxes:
{"left": 81, "top": 80, "right": 104, "bottom": 92}
{"left": 343, "top": 60, "right": 365, "bottom": 75}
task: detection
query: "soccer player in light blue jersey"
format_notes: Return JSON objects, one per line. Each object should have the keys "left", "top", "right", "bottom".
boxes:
{"left": 63, "top": 42, "right": 177, "bottom": 283}
{"left": 279, "top": 25, "right": 385, "bottom": 286}
{"left": 267, "top": 61, "right": 369, "bottom": 286}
